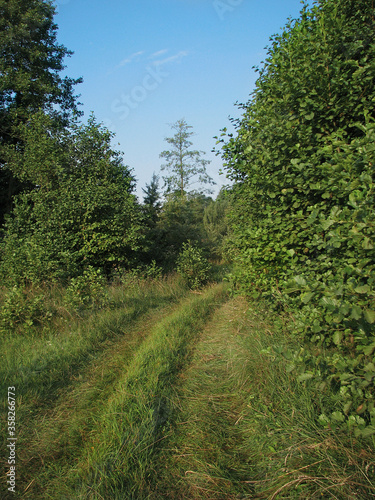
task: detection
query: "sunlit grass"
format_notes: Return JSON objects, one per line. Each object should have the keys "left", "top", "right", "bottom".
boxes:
{"left": 0, "top": 274, "right": 191, "bottom": 499}
{"left": 1, "top": 276, "right": 373, "bottom": 499}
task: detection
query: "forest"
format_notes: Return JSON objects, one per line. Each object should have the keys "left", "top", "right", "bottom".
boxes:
{"left": 1, "top": 0, "right": 375, "bottom": 498}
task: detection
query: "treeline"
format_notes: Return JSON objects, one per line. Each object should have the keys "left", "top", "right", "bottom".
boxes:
{"left": 217, "top": 0, "right": 375, "bottom": 435}
{"left": 0, "top": 0, "right": 230, "bottom": 287}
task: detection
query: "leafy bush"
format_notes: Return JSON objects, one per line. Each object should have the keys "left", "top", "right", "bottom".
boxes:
{"left": 0, "top": 286, "right": 49, "bottom": 335}
{"left": 0, "top": 114, "right": 141, "bottom": 285}
{"left": 176, "top": 242, "right": 211, "bottom": 289}
{"left": 64, "top": 267, "right": 108, "bottom": 311}
{"left": 219, "top": 0, "right": 375, "bottom": 434}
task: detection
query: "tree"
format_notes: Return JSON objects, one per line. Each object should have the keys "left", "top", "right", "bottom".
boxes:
{"left": 219, "top": 0, "right": 375, "bottom": 432}
{"left": 151, "top": 192, "right": 213, "bottom": 268}
{"left": 160, "top": 119, "right": 215, "bottom": 197}
{"left": 0, "top": 0, "right": 82, "bottom": 224}
{"left": 203, "top": 188, "right": 231, "bottom": 260}
{"left": 0, "top": 115, "right": 141, "bottom": 284}
{"left": 142, "top": 173, "right": 162, "bottom": 224}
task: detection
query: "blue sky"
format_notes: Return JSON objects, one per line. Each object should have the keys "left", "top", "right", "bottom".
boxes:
{"left": 54, "top": 0, "right": 307, "bottom": 200}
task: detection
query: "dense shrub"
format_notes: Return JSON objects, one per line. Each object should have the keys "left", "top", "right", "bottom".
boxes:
{"left": 0, "top": 115, "right": 141, "bottom": 285}
{"left": 0, "top": 286, "right": 49, "bottom": 335}
{"left": 63, "top": 267, "right": 108, "bottom": 311}
{"left": 219, "top": 0, "right": 375, "bottom": 435}
{"left": 176, "top": 241, "right": 212, "bottom": 290}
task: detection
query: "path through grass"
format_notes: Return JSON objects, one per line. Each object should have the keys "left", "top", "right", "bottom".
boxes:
{"left": 2, "top": 279, "right": 374, "bottom": 499}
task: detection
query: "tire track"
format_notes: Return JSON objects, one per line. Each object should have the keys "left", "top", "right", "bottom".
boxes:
{"left": 149, "top": 296, "right": 255, "bottom": 500}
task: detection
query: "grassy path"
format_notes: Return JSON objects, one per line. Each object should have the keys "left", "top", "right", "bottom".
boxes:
{"left": 2, "top": 278, "right": 190, "bottom": 499}
{"left": 3, "top": 282, "right": 228, "bottom": 499}
{"left": 148, "top": 296, "right": 256, "bottom": 499}
{"left": 3, "top": 280, "right": 374, "bottom": 499}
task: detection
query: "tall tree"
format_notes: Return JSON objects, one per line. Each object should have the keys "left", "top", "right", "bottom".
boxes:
{"left": 160, "top": 119, "right": 215, "bottom": 197}
{"left": 0, "top": 0, "right": 82, "bottom": 224}
{"left": 219, "top": 0, "right": 375, "bottom": 431}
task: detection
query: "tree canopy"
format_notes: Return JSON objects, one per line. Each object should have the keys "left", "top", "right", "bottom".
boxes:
{"left": 0, "top": 0, "right": 82, "bottom": 224}
{"left": 0, "top": 115, "right": 141, "bottom": 284}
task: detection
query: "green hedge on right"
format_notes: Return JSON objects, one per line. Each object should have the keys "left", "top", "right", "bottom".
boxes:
{"left": 218, "top": 0, "right": 375, "bottom": 435}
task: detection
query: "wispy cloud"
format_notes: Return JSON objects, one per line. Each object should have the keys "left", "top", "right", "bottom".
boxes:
{"left": 152, "top": 50, "right": 189, "bottom": 67}
{"left": 149, "top": 49, "right": 169, "bottom": 59}
{"left": 111, "top": 49, "right": 189, "bottom": 75}
{"left": 116, "top": 51, "right": 144, "bottom": 68}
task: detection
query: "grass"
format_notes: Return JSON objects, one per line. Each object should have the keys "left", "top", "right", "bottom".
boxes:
{"left": 1, "top": 274, "right": 374, "bottom": 499}
{"left": 0, "top": 274, "right": 191, "bottom": 499}
{"left": 0, "top": 277, "right": 228, "bottom": 499}
{"left": 148, "top": 296, "right": 375, "bottom": 499}
{"left": 56, "top": 283, "right": 228, "bottom": 499}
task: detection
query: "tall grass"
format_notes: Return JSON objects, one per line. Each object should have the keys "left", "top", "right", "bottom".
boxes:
{"left": 149, "top": 297, "right": 375, "bottom": 499}
{"left": 52, "top": 283, "right": 228, "bottom": 499}
{"left": 1, "top": 276, "right": 373, "bottom": 499}
{"left": 0, "top": 274, "right": 190, "bottom": 499}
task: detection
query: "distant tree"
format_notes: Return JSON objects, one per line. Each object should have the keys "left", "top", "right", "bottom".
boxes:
{"left": 203, "top": 188, "right": 232, "bottom": 260}
{"left": 0, "top": 0, "right": 82, "bottom": 225}
{"left": 160, "top": 119, "right": 215, "bottom": 197}
{"left": 142, "top": 173, "right": 162, "bottom": 224}
{"left": 151, "top": 192, "right": 212, "bottom": 268}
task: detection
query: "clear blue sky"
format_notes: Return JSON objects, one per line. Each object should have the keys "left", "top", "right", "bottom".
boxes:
{"left": 54, "top": 0, "right": 307, "bottom": 200}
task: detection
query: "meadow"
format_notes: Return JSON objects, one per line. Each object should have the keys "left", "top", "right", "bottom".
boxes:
{"left": 1, "top": 272, "right": 374, "bottom": 499}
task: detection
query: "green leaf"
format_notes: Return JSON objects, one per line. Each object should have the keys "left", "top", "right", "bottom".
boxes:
{"left": 333, "top": 331, "right": 342, "bottom": 346}
{"left": 297, "top": 372, "right": 314, "bottom": 382}
{"left": 364, "top": 309, "right": 375, "bottom": 324}
{"left": 301, "top": 292, "right": 314, "bottom": 304}
{"left": 351, "top": 306, "right": 363, "bottom": 320}
{"left": 355, "top": 285, "right": 371, "bottom": 294}
{"left": 360, "top": 426, "right": 375, "bottom": 438}
{"left": 331, "top": 411, "right": 345, "bottom": 423}
{"left": 294, "top": 276, "right": 307, "bottom": 286}
{"left": 363, "top": 237, "right": 374, "bottom": 250}
{"left": 362, "top": 342, "right": 375, "bottom": 356}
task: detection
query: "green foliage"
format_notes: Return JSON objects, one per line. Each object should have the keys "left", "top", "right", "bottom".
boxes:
{"left": 143, "top": 192, "right": 213, "bottom": 268}
{"left": 142, "top": 172, "right": 162, "bottom": 225}
{"left": 219, "top": 0, "right": 375, "bottom": 433}
{"left": 0, "top": 0, "right": 82, "bottom": 224}
{"left": 63, "top": 267, "right": 108, "bottom": 311}
{"left": 203, "top": 187, "right": 232, "bottom": 260}
{"left": 0, "top": 286, "right": 49, "bottom": 335}
{"left": 160, "top": 118, "right": 215, "bottom": 197}
{"left": 0, "top": 114, "right": 142, "bottom": 285}
{"left": 176, "top": 241, "right": 212, "bottom": 289}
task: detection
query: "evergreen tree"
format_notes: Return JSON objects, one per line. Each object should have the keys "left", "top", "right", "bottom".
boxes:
{"left": 160, "top": 119, "right": 215, "bottom": 197}
{"left": 142, "top": 173, "right": 162, "bottom": 224}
